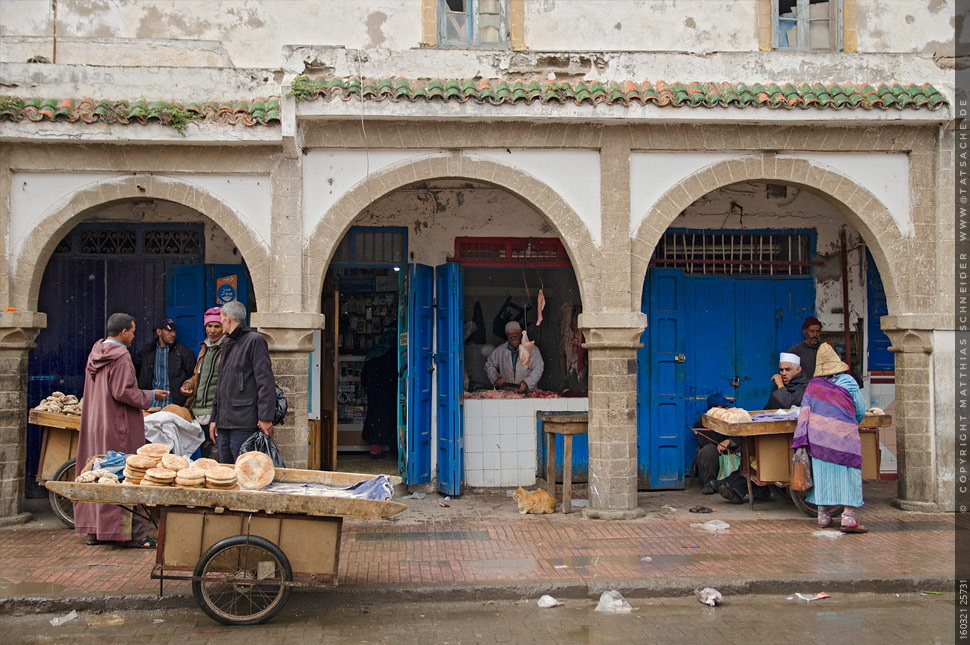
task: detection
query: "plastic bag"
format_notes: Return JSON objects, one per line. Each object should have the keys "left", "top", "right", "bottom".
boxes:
{"left": 94, "top": 450, "right": 128, "bottom": 479}
{"left": 594, "top": 590, "right": 632, "bottom": 613}
{"left": 717, "top": 452, "right": 740, "bottom": 480}
{"left": 791, "top": 447, "right": 813, "bottom": 492}
{"left": 274, "top": 385, "right": 287, "bottom": 426}
{"left": 239, "top": 432, "right": 286, "bottom": 468}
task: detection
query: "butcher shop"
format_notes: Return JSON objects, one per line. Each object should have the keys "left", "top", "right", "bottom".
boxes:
{"left": 310, "top": 179, "right": 588, "bottom": 496}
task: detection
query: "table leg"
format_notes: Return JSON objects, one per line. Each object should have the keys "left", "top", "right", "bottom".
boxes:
{"left": 563, "top": 434, "right": 573, "bottom": 514}
{"left": 745, "top": 437, "right": 755, "bottom": 511}
{"left": 545, "top": 431, "right": 556, "bottom": 496}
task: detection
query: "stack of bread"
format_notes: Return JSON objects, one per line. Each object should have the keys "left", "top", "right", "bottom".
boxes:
{"left": 865, "top": 406, "right": 885, "bottom": 416}
{"left": 123, "top": 454, "right": 155, "bottom": 485}
{"left": 35, "top": 392, "right": 82, "bottom": 416}
{"left": 141, "top": 467, "right": 177, "bottom": 487}
{"left": 136, "top": 443, "right": 171, "bottom": 466}
{"left": 75, "top": 469, "right": 119, "bottom": 484}
{"left": 174, "top": 467, "right": 206, "bottom": 488}
{"left": 705, "top": 406, "right": 753, "bottom": 424}
{"left": 161, "top": 454, "right": 189, "bottom": 471}
{"left": 205, "top": 466, "right": 239, "bottom": 491}
{"left": 192, "top": 458, "right": 220, "bottom": 471}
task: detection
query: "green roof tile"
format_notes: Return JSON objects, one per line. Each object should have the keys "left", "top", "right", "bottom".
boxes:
{"left": 0, "top": 96, "right": 282, "bottom": 128}
{"left": 289, "top": 76, "right": 948, "bottom": 112}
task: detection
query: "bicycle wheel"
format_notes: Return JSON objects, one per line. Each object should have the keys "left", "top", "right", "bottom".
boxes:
{"left": 790, "top": 487, "right": 843, "bottom": 518}
{"left": 47, "top": 458, "right": 76, "bottom": 529}
{"left": 191, "top": 535, "right": 292, "bottom": 626}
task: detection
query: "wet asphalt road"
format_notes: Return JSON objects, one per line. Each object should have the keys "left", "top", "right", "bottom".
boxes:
{"left": 0, "top": 592, "right": 955, "bottom": 644}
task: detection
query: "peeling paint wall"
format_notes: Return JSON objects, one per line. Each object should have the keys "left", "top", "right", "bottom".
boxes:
{"left": 673, "top": 183, "right": 869, "bottom": 337}
{"left": 0, "top": 0, "right": 955, "bottom": 70}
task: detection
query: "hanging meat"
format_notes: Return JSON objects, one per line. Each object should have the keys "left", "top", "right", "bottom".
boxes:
{"left": 536, "top": 288, "right": 546, "bottom": 327}
{"left": 559, "top": 304, "right": 587, "bottom": 381}
{"left": 518, "top": 329, "right": 535, "bottom": 369}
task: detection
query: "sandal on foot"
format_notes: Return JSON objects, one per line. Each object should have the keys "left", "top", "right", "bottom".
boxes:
{"left": 840, "top": 523, "right": 869, "bottom": 534}
{"left": 817, "top": 518, "right": 833, "bottom": 529}
{"left": 120, "top": 535, "right": 157, "bottom": 549}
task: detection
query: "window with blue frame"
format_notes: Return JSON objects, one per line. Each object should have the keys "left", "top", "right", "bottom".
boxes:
{"left": 773, "top": 0, "right": 843, "bottom": 51}
{"left": 331, "top": 227, "right": 407, "bottom": 267}
{"left": 439, "top": 0, "right": 508, "bottom": 46}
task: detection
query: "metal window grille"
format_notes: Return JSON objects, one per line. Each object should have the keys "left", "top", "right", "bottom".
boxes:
{"left": 454, "top": 237, "right": 570, "bottom": 266}
{"left": 53, "top": 236, "right": 72, "bottom": 254}
{"left": 78, "top": 229, "right": 137, "bottom": 255}
{"left": 143, "top": 229, "right": 202, "bottom": 256}
{"left": 650, "top": 232, "right": 814, "bottom": 276}
{"left": 333, "top": 227, "right": 407, "bottom": 267}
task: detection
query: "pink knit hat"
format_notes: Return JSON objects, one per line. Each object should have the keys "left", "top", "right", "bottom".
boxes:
{"left": 203, "top": 307, "right": 222, "bottom": 325}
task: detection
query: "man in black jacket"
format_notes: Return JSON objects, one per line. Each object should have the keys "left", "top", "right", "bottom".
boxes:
{"left": 209, "top": 300, "right": 276, "bottom": 463}
{"left": 132, "top": 318, "right": 196, "bottom": 407}
{"left": 764, "top": 352, "right": 810, "bottom": 410}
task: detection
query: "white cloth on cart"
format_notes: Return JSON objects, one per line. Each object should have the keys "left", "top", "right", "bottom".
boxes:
{"left": 143, "top": 411, "right": 205, "bottom": 458}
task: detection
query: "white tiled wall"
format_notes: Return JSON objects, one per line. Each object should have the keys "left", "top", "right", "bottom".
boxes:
{"left": 464, "top": 397, "right": 589, "bottom": 487}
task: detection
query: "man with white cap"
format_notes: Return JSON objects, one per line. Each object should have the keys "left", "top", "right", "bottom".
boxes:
{"left": 484, "top": 321, "right": 544, "bottom": 393}
{"left": 763, "top": 352, "right": 810, "bottom": 409}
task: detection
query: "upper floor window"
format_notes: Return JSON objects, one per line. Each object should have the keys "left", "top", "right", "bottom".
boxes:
{"left": 439, "top": 0, "right": 508, "bottom": 46}
{"left": 773, "top": 0, "right": 843, "bottom": 51}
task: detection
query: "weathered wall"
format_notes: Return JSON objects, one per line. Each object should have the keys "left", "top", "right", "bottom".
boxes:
{"left": 856, "top": 0, "right": 955, "bottom": 56}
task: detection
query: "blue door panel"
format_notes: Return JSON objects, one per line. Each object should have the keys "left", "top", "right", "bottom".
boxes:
{"left": 647, "top": 268, "right": 686, "bottom": 490}
{"left": 406, "top": 264, "right": 434, "bottom": 485}
{"left": 168, "top": 265, "right": 205, "bottom": 350}
{"left": 735, "top": 281, "right": 777, "bottom": 411}
{"left": 866, "top": 251, "right": 893, "bottom": 371}
{"left": 436, "top": 262, "right": 464, "bottom": 495}
{"left": 636, "top": 277, "right": 651, "bottom": 485}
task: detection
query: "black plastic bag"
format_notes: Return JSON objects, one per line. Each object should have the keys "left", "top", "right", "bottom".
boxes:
{"left": 274, "top": 384, "right": 287, "bottom": 425}
{"left": 239, "top": 431, "right": 286, "bottom": 468}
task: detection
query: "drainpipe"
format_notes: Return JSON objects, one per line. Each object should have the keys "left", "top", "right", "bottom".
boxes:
{"left": 51, "top": 0, "right": 57, "bottom": 63}
{"left": 840, "top": 228, "right": 852, "bottom": 372}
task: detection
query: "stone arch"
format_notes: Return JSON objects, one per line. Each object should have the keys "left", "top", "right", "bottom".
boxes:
{"left": 630, "top": 154, "right": 911, "bottom": 317}
{"left": 304, "top": 154, "right": 600, "bottom": 312}
{"left": 13, "top": 175, "right": 271, "bottom": 311}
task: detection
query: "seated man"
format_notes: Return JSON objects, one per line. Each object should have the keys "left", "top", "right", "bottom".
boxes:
{"left": 484, "top": 321, "right": 544, "bottom": 392}
{"left": 764, "top": 352, "right": 810, "bottom": 410}
{"left": 689, "top": 393, "right": 738, "bottom": 494}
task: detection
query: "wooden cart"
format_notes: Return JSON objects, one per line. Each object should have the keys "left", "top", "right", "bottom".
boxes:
{"left": 47, "top": 468, "right": 405, "bottom": 626}
{"left": 29, "top": 409, "right": 81, "bottom": 528}
{"left": 700, "top": 411, "right": 891, "bottom": 514}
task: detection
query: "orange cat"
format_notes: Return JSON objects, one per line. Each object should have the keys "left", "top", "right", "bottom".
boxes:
{"left": 513, "top": 486, "right": 556, "bottom": 514}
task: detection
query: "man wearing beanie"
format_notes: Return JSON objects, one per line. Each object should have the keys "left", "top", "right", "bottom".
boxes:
{"left": 180, "top": 307, "right": 227, "bottom": 445}
{"left": 788, "top": 316, "right": 822, "bottom": 379}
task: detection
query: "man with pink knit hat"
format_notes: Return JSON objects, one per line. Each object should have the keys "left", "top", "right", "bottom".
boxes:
{"left": 180, "top": 307, "right": 227, "bottom": 449}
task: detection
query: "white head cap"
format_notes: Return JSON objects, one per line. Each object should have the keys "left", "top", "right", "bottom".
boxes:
{"left": 779, "top": 352, "right": 801, "bottom": 366}
{"left": 505, "top": 321, "right": 522, "bottom": 334}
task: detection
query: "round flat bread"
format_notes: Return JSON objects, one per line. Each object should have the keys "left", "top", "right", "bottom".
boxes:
{"left": 175, "top": 476, "right": 205, "bottom": 486}
{"left": 75, "top": 471, "right": 99, "bottom": 483}
{"left": 137, "top": 443, "right": 171, "bottom": 458}
{"left": 235, "top": 451, "right": 275, "bottom": 490}
{"left": 205, "top": 482, "right": 240, "bottom": 491}
{"left": 159, "top": 404, "right": 194, "bottom": 423}
{"left": 125, "top": 454, "right": 155, "bottom": 470}
{"left": 161, "top": 454, "right": 189, "bottom": 471}
{"left": 192, "top": 458, "right": 220, "bottom": 471}
{"left": 205, "top": 466, "right": 237, "bottom": 484}
{"left": 97, "top": 474, "right": 119, "bottom": 484}
{"left": 176, "top": 467, "right": 204, "bottom": 479}
{"left": 144, "top": 467, "right": 176, "bottom": 482}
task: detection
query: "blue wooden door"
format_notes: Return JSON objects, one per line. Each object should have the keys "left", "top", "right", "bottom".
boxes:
{"left": 167, "top": 264, "right": 205, "bottom": 350}
{"left": 435, "top": 263, "right": 464, "bottom": 495}
{"left": 639, "top": 268, "right": 687, "bottom": 489}
{"left": 397, "top": 268, "right": 410, "bottom": 478}
{"left": 406, "top": 264, "right": 434, "bottom": 485}
{"left": 865, "top": 251, "right": 893, "bottom": 371}
{"left": 734, "top": 280, "right": 778, "bottom": 410}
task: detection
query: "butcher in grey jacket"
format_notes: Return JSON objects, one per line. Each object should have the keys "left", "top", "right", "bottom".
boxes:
{"left": 209, "top": 300, "right": 276, "bottom": 463}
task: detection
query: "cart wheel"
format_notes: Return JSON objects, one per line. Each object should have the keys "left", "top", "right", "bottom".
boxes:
{"left": 47, "top": 458, "right": 76, "bottom": 529}
{"left": 790, "top": 487, "right": 843, "bottom": 518}
{"left": 192, "top": 535, "right": 292, "bottom": 626}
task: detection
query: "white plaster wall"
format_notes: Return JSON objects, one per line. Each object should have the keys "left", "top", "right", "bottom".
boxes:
{"left": 0, "top": 0, "right": 423, "bottom": 68}
{"left": 524, "top": 0, "right": 757, "bottom": 53}
{"left": 304, "top": 149, "right": 600, "bottom": 248}
{"left": 8, "top": 171, "right": 118, "bottom": 274}
{"left": 467, "top": 150, "right": 601, "bottom": 246}
{"left": 7, "top": 172, "right": 268, "bottom": 275}
{"left": 856, "top": 0, "right": 956, "bottom": 55}
{"left": 630, "top": 152, "right": 740, "bottom": 235}
{"left": 781, "top": 153, "right": 912, "bottom": 238}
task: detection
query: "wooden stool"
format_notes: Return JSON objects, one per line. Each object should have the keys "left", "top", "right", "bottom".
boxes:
{"left": 540, "top": 414, "right": 588, "bottom": 514}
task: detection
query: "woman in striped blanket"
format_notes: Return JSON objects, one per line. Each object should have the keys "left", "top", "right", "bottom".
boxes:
{"left": 791, "top": 343, "right": 868, "bottom": 533}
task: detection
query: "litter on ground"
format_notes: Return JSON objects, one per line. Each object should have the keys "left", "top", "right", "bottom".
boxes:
{"left": 695, "top": 587, "right": 723, "bottom": 607}
{"left": 595, "top": 590, "right": 633, "bottom": 613}
{"left": 49, "top": 610, "right": 77, "bottom": 627}
{"left": 537, "top": 595, "right": 563, "bottom": 608}
{"left": 690, "top": 519, "right": 730, "bottom": 532}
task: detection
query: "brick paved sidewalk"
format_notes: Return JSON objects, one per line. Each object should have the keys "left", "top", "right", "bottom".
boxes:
{"left": 0, "top": 480, "right": 953, "bottom": 606}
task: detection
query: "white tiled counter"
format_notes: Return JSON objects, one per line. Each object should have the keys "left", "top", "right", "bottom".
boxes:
{"left": 463, "top": 397, "right": 589, "bottom": 487}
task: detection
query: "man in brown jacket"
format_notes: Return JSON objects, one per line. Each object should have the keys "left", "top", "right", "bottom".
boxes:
{"left": 75, "top": 313, "right": 167, "bottom": 548}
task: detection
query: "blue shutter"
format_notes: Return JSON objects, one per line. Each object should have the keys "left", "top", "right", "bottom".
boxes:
{"left": 866, "top": 251, "right": 893, "bottom": 371}
{"left": 167, "top": 264, "right": 205, "bottom": 351}
{"left": 435, "top": 262, "right": 464, "bottom": 495}
{"left": 405, "top": 264, "right": 434, "bottom": 485}
{"left": 639, "top": 268, "right": 687, "bottom": 489}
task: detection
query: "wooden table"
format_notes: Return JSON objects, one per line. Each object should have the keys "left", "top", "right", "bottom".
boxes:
{"left": 29, "top": 409, "right": 80, "bottom": 483}
{"left": 701, "top": 411, "right": 891, "bottom": 510}
{"left": 540, "top": 413, "right": 588, "bottom": 514}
